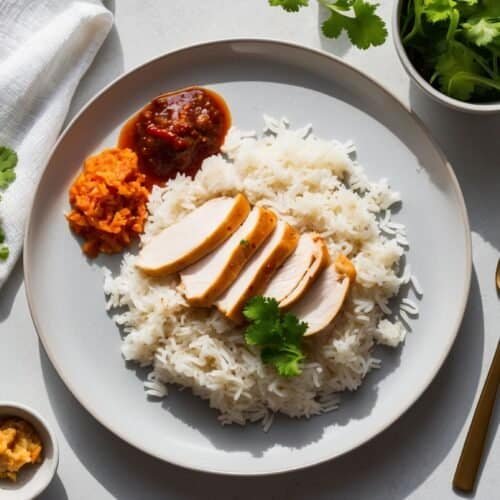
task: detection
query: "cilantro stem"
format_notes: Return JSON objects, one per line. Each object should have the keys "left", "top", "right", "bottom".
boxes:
{"left": 319, "top": 0, "right": 351, "bottom": 17}
{"left": 403, "top": 0, "right": 424, "bottom": 45}
{"left": 448, "top": 72, "right": 500, "bottom": 96}
{"left": 488, "top": 47, "right": 500, "bottom": 77}
{"left": 453, "top": 40, "right": 497, "bottom": 79}
{"left": 446, "top": 10, "right": 460, "bottom": 42}
{"left": 400, "top": 0, "right": 414, "bottom": 35}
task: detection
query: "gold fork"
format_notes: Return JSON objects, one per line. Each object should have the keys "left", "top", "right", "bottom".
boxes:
{"left": 453, "top": 260, "right": 500, "bottom": 492}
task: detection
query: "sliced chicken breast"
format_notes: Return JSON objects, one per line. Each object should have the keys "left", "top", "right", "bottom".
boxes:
{"left": 290, "top": 264, "right": 350, "bottom": 337}
{"left": 136, "top": 194, "right": 250, "bottom": 276}
{"left": 264, "top": 233, "right": 330, "bottom": 308}
{"left": 217, "top": 219, "right": 299, "bottom": 323}
{"left": 334, "top": 253, "right": 357, "bottom": 282}
{"left": 180, "top": 207, "right": 277, "bottom": 306}
{"left": 280, "top": 235, "right": 330, "bottom": 308}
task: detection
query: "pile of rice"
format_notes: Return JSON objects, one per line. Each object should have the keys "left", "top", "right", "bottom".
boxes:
{"left": 104, "top": 117, "right": 421, "bottom": 429}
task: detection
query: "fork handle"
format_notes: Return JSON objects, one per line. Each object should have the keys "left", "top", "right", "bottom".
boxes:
{"left": 453, "top": 342, "right": 500, "bottom": 492}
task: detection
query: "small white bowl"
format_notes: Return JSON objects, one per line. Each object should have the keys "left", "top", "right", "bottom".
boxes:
{"left": 393, "top": 0, "right": 500, "bottom": 114}
{"left": 0, "top": 402, "right": 59, "bottom": 500}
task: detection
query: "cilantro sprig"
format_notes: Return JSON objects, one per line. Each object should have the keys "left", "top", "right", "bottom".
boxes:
{"left": 268, "top": 0, "right": 388, "bottom": 50}
{"left": 0, "top": 146, "right": 18, "bottom": 261}
{"left": 243, "top": 296, "right": 308, "bottom": 377}
{"left": 401, "top": 0, "right": 500, "bottom": 102}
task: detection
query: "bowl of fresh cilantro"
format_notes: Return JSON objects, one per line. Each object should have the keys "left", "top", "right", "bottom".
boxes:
{"left": 394, "top": 0, "right": 500, "bottom": 113}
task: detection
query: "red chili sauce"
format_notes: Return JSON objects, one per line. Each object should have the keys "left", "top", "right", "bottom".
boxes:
{"left": 118, "top": 87, "right": 231, "bottom": 182}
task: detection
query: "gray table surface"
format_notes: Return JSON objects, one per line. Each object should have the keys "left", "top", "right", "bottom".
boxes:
{"left": 2, "top": 1, "right": 499, "bottom": 499}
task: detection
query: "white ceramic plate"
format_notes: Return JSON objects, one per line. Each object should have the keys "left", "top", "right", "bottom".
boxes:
{"left": 25, "top": 40, "right": 471, "bottom": 475}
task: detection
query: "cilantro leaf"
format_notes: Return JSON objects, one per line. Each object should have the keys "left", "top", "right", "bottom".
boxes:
{"left": 482, "top": 0, "right": 500, "bottom": 18}
{"left": 322, "top": 9, "right": 346, "bottom": 38}
{"left": 0, "top": 146, "right": 18, "bottom": 189}
{"left": 435, "top": 42, "right": 481, "bottom": 100}
{"left": 261, "top": 344, "right": 304, "bottom": 377}
{"left": 463, "top": 17, "right": 500, "bottom": 47}
{"left": 322, "top": 0, "right": 388, "bottom": 50}
{"left": 269, "top": 0, "right": 309, "bottom": 12}
{"left": 281, "top": 312, "right": 308, "bottom": 344}
{"left": 243, "top": 296, "right": 308, "bottom": 377}
{"left": 245, "top": 317, "right": 280, "bottom": 345}
{"left": 268, "top": 0, "right": 387, "bottom": 49}
{"left": 423, "top": 0, "right": 457, "bottom": 23}
{"left": 349, "top": 0, "right": 388, "bottom": 48}
{"left": 243, "top": 296, "right": 280, "bottom": 322}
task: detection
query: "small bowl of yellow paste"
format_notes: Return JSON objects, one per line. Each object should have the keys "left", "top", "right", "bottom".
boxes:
{"left": 0, "top": 402, "right": 58, "bottom": 499}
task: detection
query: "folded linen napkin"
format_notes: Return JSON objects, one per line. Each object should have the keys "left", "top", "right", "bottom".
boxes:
{"left": 0, "top": 0, "right": 112, "bottom": 289}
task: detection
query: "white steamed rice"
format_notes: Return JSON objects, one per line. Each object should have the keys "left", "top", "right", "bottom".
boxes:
{"left": 103, "top": 117, "right": 419, "bottom": 428}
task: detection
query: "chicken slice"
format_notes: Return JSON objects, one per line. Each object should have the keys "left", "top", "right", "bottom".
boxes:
{"left": 263, "top": 233, "right": 330, "bottom": 308}
{"left": 136, "top": 194, "right": 250, "bottom": 276}
{"left": 290, "top": 257, "right": 355, "bottom": 336}
{"left": 217, "top": 219, "right": 299, "bottom": 323}
{"left": 180, "top": 207, "right": 277, "bottom": 306}
{"left": 334, "top": 253, "right": 357, "bottom": 282}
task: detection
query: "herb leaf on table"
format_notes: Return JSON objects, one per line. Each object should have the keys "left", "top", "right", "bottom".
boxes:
{"left": 269, "top": 0, "right": 309, "bottom": 12}
{"left": 268, "top": 0, "right": 388, "bottom": 49}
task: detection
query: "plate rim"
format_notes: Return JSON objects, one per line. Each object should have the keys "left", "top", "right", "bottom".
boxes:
{"left": 24, "top": 38, "right": 472, "bottom": 476}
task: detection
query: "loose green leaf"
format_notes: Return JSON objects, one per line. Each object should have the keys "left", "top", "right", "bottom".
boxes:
{"left": 243, "top": 296, "right": 308, "bottom": 377}
{"left": 269, "top": 0, "right": 309, "bottom": 12}
{"left": 322, "top": 0, "right": 387, "bottom": 49}
{"left": 0, "top": 146, "right": 18, "bottom": 189}
{"left": 268, "top": 0, "right": 387, "bottom": 49}
{"left": 348, "top": 0, "right": 388, "bottom": 48}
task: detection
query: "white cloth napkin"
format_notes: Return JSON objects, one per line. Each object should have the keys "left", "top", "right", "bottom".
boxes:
{"left": 0, "top": 0, "right": 112, "bottom": 288}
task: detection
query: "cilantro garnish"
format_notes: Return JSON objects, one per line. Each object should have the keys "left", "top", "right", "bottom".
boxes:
{"left": 0, "top": 146, "right": 18, "bottom": 261}
{"left": 268, "top": 0, "right": 388, "bottom": 50}
{"left": 243, "top": 296, "right": 308, "bottom": 377}
{"left": 401, "top": 0, "right": 500, "bottom": 102}
{"left": 239, "top": 239, "right": 250, "bottom": 246}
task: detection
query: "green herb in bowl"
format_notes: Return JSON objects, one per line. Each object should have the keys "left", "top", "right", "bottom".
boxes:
{"left": 401, "top": 0, "right": 500, "bottom": 103}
